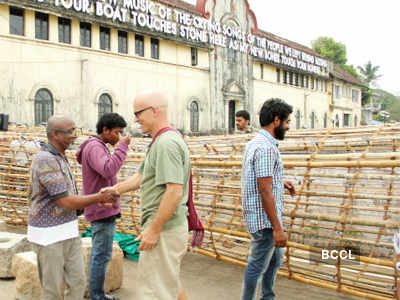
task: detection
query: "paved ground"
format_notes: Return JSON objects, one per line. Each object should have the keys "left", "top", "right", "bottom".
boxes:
{"left": 0, "top": 222, "right": 361, "bottom": 300}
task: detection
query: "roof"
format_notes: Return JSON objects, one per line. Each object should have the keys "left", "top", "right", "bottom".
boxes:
{"left": 257, "top": 29, "right": 325, "bottom": 60}
{"left": 332, "top": 64, "right": 364, "bottom": 87}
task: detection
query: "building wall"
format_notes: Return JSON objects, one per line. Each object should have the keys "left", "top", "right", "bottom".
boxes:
{"left": 253, "top": 64, "right": 331, "bottom": 129}
{"left": 331, "top": 79, "right": 362, "bottom": 127}
{"left": 0, "top": 3, "right": 210, "bottom": 132}
{"left": 0, "top": 1, "right": 363, "bottom": 133}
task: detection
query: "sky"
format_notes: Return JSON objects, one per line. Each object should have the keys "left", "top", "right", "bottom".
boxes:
{"left": 183, "top": 0, "right": 399, "bottom": 95}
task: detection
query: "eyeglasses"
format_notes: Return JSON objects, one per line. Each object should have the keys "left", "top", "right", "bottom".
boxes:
{"left": 134, "top": 106, "right": 152, "bottom": 117}
{"left": 54, "top": 128, "right": 79, "bottom": 136}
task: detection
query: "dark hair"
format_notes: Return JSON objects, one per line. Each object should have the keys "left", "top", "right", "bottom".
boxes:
{"left": 235, "top": 110, "right": 250, "bottom": 121}
{"left": 259, "top": 98, "right": 293, "bottom": 127}
{"left": 96, "top": 113, "right": 127, "bottom": 134}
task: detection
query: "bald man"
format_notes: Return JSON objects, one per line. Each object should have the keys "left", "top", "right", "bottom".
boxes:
{"left": 28, "top": 115, "right": 117, "bottom": 300}
{"left": 107, "top": 91, "right": 190, "bottom": 300}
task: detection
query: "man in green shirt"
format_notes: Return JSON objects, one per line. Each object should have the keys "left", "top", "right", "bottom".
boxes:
{"left": 108, "top": 90, "right": 189, "bottom": 300}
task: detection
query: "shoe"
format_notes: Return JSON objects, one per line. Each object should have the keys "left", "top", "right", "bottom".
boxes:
{"left": 104, "top": 294, "right": 120, "bottom": 300}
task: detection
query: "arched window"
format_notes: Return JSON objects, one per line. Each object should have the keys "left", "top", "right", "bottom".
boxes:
{"left": 190, "top": 101, "right": 199, "bottom": 132}
{"left": 310, "top": 112, "right": 315, "bottom": 129}
{"left": 323, "top": 113, "right": 328, "bottom": 128}
{"left": 98, "top": 93, "right": 112, "bottom": 118}
{"left": 295, "top": 110, "right": 301, "bottom": 129}
{"left": 34, "top": 88, "right": 53, "bottom": 125}
{"left": 227, "top": 48, "right": 237, "bottom": 64}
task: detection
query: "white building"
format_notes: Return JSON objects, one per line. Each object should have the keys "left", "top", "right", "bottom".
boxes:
{"left": 0, "top": 0, "right": 363, "bottom": 133}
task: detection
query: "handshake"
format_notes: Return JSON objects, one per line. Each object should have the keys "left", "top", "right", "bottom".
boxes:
{"left": 97, "top": 187, "right": 120, "bottom": 206}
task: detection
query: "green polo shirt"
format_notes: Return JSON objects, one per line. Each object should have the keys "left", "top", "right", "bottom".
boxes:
{"left": 138, "top": 131, "right": 189, "bottom": 230}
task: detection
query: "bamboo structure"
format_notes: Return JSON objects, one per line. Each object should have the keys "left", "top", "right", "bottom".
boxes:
{"left": 0, "top": 124, "right": 399, "bottom": 299}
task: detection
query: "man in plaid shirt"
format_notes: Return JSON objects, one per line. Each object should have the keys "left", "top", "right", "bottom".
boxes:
{"left": 241, "top": 99, "right": 295, "bottom": 300}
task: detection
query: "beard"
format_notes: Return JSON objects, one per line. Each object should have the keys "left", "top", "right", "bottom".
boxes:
{"left": 274, "top": 123, "right": 287, "bottom": 140}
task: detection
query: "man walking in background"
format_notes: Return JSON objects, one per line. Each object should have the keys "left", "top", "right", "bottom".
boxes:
{"left": 240, "top": 99, "right": 295, "bottom": 300}
{"left": 76, "top": 113, "right": 130, "bottom": 300}
{"left": 236, "top": 110, "right": 253, "bottom": 133}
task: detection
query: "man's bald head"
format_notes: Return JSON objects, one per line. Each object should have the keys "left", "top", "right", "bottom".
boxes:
{"left": 46, "top": 115, "right": 75, "bottom": 138}
{"left": 133, "top": 91, "right": 170, "bottom": 136}
{"left": 134, "top": 90, "right": 168, "bottom": 112}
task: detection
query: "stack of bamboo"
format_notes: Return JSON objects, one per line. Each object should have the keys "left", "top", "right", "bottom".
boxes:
{"left": 0, "top": 124, "right": 399, "bottom": 300}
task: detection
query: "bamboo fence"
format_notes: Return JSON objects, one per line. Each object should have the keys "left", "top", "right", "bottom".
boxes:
{"left": 0, "top": 124, "right": 400, "bottom": 299}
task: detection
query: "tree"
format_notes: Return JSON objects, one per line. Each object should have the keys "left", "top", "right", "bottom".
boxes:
{"left": 388, "top": 98, "right": 400, "bottom": 121}
{"left": 312, "top": 37, "right": 347, "bottom": 66}
{"left": 357, "top": 61, "right": 382, "bottom": 87}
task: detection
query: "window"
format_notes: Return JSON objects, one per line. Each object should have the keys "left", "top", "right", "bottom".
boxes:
{"left": 311, "top": 77, "right": 314, "bottom": 89}
{"left": 343, "top": 113, "right": 350, "bottom": 127}
{"left": 295, "top": 73, "right": 299, "bottom": 86}
{"left": 80, "top": 22, "right": 91, "bottom": 47}
{"left": 100, "top": 27, "right": 110, "bottom": 51}
{"left": 58, "top": 17, "right": 71, "bottom": 44}
{"left": 305, "top": 76, "right": 309, "bottom": 88}
{"left": 335, "top": 114, "right": 340, "bottom": 127}
{"left": 335, "top": 85, "right": 341, "bottom": 99}
{"left": 352, "top": 89, "right": 359, "bottom": 102}
{"left": 227, "top": 48, "right": 237, "bottom": 64}
{"left": 135, "top": 34, "right": 144, "bottom": 57}
{"left": 316, "top": 78, "right": 320, "bottom": 91}
{"left": 10, "top": 7, "right": 24, "bottom": 36}
{"left": 118, "top": 31, "right": 128, "bottom": 54}
{"left": 228, "top": 100, "right": 236, "bottom": 133}
{"left": 310, "top": 112, "right": 315, "bottom": 129}
{"left": 190, "top": 101, "right": 199, "bottom": 132}
{"left": 260, "top": 64, "right": 264, "bottom": 80}
{"left": 191, "top": 47, "right": 198, "bottom": 66}
{"left": 283, "top": 70, "right": 287, "bottom": 84}
{"left": 98, "top": 94, "right": 112, "bottom": 118}
{"left": 289, "top": 72, "right": 293, "bottom": 85}
{"left": 295, "top": 110, "right": 301, "bottom": 129}
{"left": 300, "top": 74, "right": 304, "bottom": 87}
{"left": 35, "top": 12, "right": 48, "bottom": 40}
{"left": 151, "top": 38, "right": 159, "bottom": 59}
{"left": 276, "top": 68, "right": 280, "bottom": 83}
{"left": 34, "top": 89, "right": 53, "bottom": 125}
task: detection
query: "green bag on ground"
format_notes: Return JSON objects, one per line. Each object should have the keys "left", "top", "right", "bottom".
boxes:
{"left": 82, "top": 228, "right": 140, "bottom": 262}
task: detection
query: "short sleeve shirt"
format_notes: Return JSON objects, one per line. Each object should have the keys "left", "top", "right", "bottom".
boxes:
{"left": 241, "top": 129, "right": 284, "bottom": 233}
{"left": 27, "top": 143, "right": 78, "bottom": 245}
{"left": 138, "top": 131, "right": 190, "bottom": 230}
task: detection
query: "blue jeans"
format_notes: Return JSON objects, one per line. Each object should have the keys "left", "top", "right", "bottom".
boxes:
{"left": 89, "top": 220, "right": 116, "bottom": 300}
{"left": 241, "top": 228, "right": 283, "bottom": 300}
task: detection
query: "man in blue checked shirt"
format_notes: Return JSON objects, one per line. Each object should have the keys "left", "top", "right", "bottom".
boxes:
{"left": 241, "top": 98, "right": 296, "bottom": 300}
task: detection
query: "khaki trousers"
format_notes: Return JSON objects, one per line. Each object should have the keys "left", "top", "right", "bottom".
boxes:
{"left": 136, "top": 222, "right": 188, "bottom": 300}
{"left": 33, "top": 237, "right": 86, "bottom": 300}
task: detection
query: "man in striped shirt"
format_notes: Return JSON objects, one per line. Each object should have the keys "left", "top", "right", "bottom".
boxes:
{"left": 241, "top": 98, "right": 295, "bottom": 300}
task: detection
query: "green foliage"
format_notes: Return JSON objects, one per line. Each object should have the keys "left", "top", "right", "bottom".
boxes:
{"left": 357, "top": 61, "right": 382, "bottom": 87}
{"left": 361, "top": 87, "right": 371, "bottom": 106}
{"left": 312, "top": 37, "right": 363, "bottom": 81}
{"left": 372, "top": 89, "right": 400, "bottom": 121}
{"left": 389, "top": 99, "right": 400, "bottom": 121}
{"left": 312, "top": 37, "right": 347, "bottom": 66}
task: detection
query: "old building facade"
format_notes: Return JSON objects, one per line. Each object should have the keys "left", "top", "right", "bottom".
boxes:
{"left": 0, "top": 0, "right": 363, "bottom": 133}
